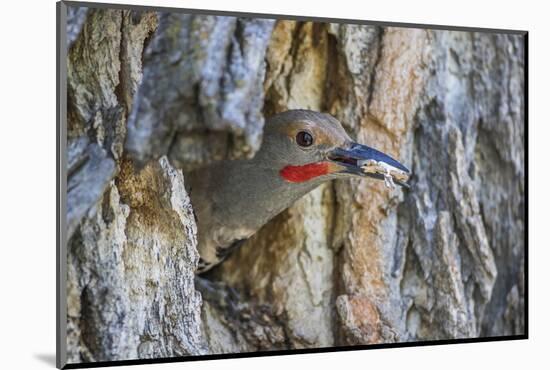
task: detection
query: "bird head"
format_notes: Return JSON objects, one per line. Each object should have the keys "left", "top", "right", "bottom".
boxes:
{"left": 258, "top": 110, "right": 411, "bottom": 188}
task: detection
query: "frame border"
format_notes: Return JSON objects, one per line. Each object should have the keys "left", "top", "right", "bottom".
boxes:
{"left": 57, "top": 1, "right": 69, "bottom": 368}
{"left": 56, "top": 1, "right": 529, "bottom": 369}
{"left": 63, "top": 0, "right": 527, "bottom": 34}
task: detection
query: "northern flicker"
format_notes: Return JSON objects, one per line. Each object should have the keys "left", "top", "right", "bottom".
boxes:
{"left": 186, "top": 110, "right": 410, "bottom": 272}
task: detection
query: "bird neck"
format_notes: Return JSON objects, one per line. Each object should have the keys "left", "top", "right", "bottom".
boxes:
{"left": 212, "top": 157, "right": 324, "bottom": 231}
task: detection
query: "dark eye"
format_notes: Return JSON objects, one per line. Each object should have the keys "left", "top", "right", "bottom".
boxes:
{"left": 296, "top": 131, "right": 314, "bottom": 147}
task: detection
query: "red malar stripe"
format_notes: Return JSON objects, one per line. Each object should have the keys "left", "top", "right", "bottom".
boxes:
{"left": 280, "top": 162, "right": 330, "bottom": 183}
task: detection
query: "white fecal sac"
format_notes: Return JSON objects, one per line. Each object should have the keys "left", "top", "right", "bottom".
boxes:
{"left": 358, "top": 159, "right": 408, "bottom": 189}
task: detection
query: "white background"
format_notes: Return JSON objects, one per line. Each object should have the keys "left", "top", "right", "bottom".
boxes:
{"left": 0, "top": 0, "right": 545, "bottom": 368}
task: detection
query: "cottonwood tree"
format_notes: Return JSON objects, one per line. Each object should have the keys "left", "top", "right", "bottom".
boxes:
{"left": 63, "top": 5, "right": 525, "bottom": 363}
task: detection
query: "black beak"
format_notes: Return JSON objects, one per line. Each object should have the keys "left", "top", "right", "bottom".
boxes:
{"left": 328, "top": 142, "right": 411, "bottom": 188}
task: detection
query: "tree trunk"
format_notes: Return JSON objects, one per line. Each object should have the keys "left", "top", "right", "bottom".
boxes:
{"left": 64, "top": 5, "right": 525, "bottom": 364}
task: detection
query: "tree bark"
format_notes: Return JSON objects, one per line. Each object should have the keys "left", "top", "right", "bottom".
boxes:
{"left": 64, "top": 5, "right": 525, "bottom": 363}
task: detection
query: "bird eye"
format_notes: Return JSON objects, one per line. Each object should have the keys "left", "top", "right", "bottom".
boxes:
{"left": 296, "top": 131, "right": 314, "bottom": 147}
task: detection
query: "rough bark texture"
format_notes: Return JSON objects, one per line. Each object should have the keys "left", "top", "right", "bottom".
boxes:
{"left": 65, "top": 5, "right": 525, "bottom": 364}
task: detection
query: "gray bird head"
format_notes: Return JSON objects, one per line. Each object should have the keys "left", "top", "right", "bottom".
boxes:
{"left": 256, "top": 110, "right": 411, "bottom": 187}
